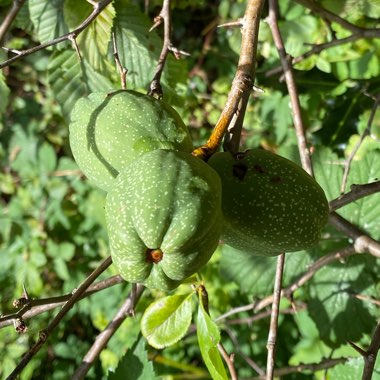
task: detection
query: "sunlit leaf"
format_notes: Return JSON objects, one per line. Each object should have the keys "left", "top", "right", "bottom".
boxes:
{"left": 141, "top": 293, "right": 193, "bottom": 349}
{"left": 29, "top": 0, "right": 69, "bottom": 48}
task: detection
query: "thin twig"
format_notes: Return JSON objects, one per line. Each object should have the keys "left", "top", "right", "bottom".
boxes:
{"left": 216, "top": 246, "right": 356, "bottom": 321}
{"left": 0, "top": 275, "right": 123, "bottom": 329}
{"left": 0, "top": 0, "right": 113, "bottom": 69}
{"left": 226, "top": 328, "right": 266, "bottom": 376}
{"left": 295, "top": 0, "right": 376, "bottom": 34}
{"left": 192, "top": 0, "right": 265, "bottom": 160}
{"left": 6, "top": 256, "right": 113, "bottom": 380}
{"left": 72, "top": 284, "right": 145, "bottom": 380}
{"left": 148, "top": 0, "right": 171, "bottom": 97}
{"left": 0, "top": 0, "right": 26, "bottom": 45}
{"left": 266, "top": 31, "right": 380, "bottom": 77}
{"left": 266, "top": 0, "right": 313, "bottom": 175}
{"left": 249, "top": 357, "right": 348, "bottom": 379}
{"left": 330, "top": 181, "right": 380, "bottom": 211}
{"left": 341, "top": 96, "right": 380, "bottom": 193}
{"left": 266, "top": 253, "right": 285, "bottom": 380}
{"left": 225, "top": 305, "right": 305, "bottom": 326}
{"left": 112, "top": 32, "right": 128, "bottom": 89}
{"left": 329, "top": 212, "right": 380, "bottom": 258}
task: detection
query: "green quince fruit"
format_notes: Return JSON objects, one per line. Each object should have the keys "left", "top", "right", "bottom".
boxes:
{"left": 69, "top": 90, "right": 193, "bottom": 191}
{"left": 208, "top": 149, "right": 329, "bottom": 256}
{"left": 106, "top": 149, "right": 222, "bottom": 291}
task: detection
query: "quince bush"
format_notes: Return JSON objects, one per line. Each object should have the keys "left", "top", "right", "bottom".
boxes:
{"left": 69, "top": 90, "right": 328, "bottom": 291}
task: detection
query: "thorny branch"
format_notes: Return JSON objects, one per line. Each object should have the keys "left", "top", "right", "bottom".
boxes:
{"left": 330, "top": 180, "right": 380, "bottom": 211}
{"left": 0, "top": 0, "right": 113, "bottom": 69}
{"left": 6, "top": 256, "right": 113, "bottom": 380}
{"left": 0, "top": 275, "right": 124, "bottom": 329}
{"left": 148, "top": 0, "right": 172, "bottom": 98}
{"left": 192, "top": 0, "right": 265, "bottom": 159}
{"left": 266, "top": 0, "right": 313, "bottom": 175}
{"left": 72, "top": 284, "right": 145, "bottom": 380}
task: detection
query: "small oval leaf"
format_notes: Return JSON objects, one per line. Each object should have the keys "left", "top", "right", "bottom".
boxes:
{"left": 141, "top": 293, "right": 193, "bottom": 349}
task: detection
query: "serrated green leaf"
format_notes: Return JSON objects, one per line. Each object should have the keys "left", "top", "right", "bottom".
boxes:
{"left": 64, "top": 0, "right": 115, "bottom": 73}
{"left": 38, "top": 142, "right": 57, "bottom": 174}
{"left": 29, "top": 0, "right": 69, "bottom": 48}
{"left": 196, "top": 299, "right": 228, "bottom": 380}
{"left": 220, "top": 245, "right": 313, "bottom": 297}
{"left": 141, "top": 293, "right": 193, "bottom": 349}
{"left": 308, "top": 254, "right": 379, "bottom": 347}
{"left": 0, "top": 69, "right": 10, "bottom": 114}
{"left": 108, "top": 334, "right": 157, "bottom": 380}
{"left": 340, "top": 150, "right": 380, "bottom": 239}
{"left": 313, "top": 147, "right": 343, "bottom": 202}
{"left": 48, "top": 50, "right": 113, "bottom": 120}
{"left": 328, "top": 356, "right": 380, "bottom": 379}
{"left": 112, "top": 2, "right": 160, "bottom": 89}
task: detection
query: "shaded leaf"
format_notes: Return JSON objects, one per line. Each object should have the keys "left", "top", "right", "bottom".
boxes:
{"left": 48, "top": 50, "right": 113, "bottom": 120}
{"left": 220, "top": 245, "right": 313, "bottom": 297}
{"left": 328, "top": 356, "right": 380, "bottom": 379}
{"left": 308, "top": 254, "right": 379, "bottom": 347}
{"left": 141, "top": 293, "right": 193, "bottom": 349}
{"left": 108, "top": 334, "right": 157, "bottom": 380}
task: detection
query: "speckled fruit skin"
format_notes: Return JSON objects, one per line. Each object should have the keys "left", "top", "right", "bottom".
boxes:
{"left": 69, "top": 90, "right": 193, "bottom": 191}
{"left": 106, "top": 149, "right": 223, "bottom": 291}
{"left": 208, "top": 149, "right": 329, "bottom": 256}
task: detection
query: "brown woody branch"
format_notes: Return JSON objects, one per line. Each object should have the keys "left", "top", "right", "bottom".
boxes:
{"left": 0, "top": 275, "right": 123, "bottom": 329}
{"left": 295, "top": 0, "right": 378, "bottom": 34}
{"left": 329, "top": 212, "right": 380, "bottom": 258}
{"left": 72, "top": 284, "right": 145, "bottom": 380}
{"left": 266, "top": 0, "right": 313, "bottom": 175}
{"left": 192, "top": 0, "right": 265, "bottom": 159}
{"left": 250, "top": 357, "right": 348, "bottom": 379}
{"left": 330, "top": 180, "right": 380, "bottom": 211}
{"left": 6, "top": 256, "right": 113, "bottom": 380}
{"left": 0, "top": 0, "right": 113, "bottom": 69}
{"left": 266, "top": 31, "right": 380, "bottom": 77}
{"left": 148, "top": 0, "right": 172, "bottom": 98}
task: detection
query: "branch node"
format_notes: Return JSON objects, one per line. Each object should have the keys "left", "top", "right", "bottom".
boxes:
{"left": 14, "top": 318, "right": 28, "bottom": 334}
{"left": 149, "top": 15, "right": 163, "bottom": 32}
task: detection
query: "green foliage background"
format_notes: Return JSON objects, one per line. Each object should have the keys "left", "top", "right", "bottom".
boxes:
{"left": 0, "top": 0, "right": 379, "bottom": 379}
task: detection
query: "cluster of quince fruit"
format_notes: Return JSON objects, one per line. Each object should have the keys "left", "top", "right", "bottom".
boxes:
{"left": 69, "top": 90, "right": 329, "bottom": 291}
